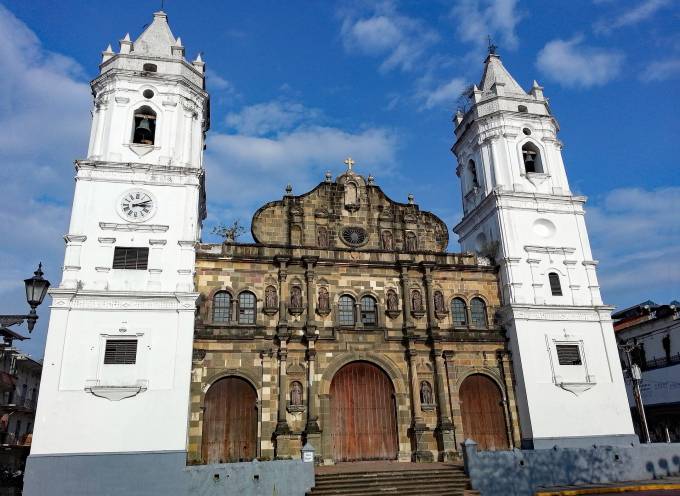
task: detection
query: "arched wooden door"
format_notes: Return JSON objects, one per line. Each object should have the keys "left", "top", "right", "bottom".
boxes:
{"left": 459, "top": 374, "right": 509, "bottom": 451}
{"left": 330, "top": 361, "right": 398, "bottom": 461}
{"left": 202, "top": 377, "right": 258, "bottom": 463}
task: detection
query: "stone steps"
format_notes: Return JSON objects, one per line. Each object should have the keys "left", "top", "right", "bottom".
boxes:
{"left": 307, "top": 465, "right": 471, "bottom": 496}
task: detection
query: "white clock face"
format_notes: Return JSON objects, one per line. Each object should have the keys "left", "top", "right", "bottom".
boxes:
{"left": 119, "top": 190, "right": 155, "bottom": 222}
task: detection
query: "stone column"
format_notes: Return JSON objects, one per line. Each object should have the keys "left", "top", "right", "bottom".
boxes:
{"left": 420, "top": 262, "right": 438, "bottom": 332}
{"left": 275, "top": 256, "right": 290, "bottom": 334}
{"left": 497, "top": 351, "right": 518, "bottom": 449}
{"left": 399, "top": 263, "right": 414, "bottom": 333}
{"left": 433, "top": 346, "right": 456, "bottom": 460}
{"left": 303, "top": 256, "right": 318, "bottom": 332}
{"left": 407, "top": 344, "right": 429, "bottom": 461}
{"left": 275, "top": 346, "right": 290, "bottom": 435}
{"left": 305, "top": 346, "right": 321, "bottom": 451}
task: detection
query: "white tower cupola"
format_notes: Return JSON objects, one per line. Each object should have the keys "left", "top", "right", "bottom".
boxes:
{"left": 452, "top": 51, "right": 635, "bottom": 449}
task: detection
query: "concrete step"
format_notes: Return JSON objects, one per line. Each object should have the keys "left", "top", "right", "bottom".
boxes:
{"left": 308, "top": 466, "right": 471, "bottom": 496}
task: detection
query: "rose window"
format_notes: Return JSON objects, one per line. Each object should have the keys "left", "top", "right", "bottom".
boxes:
{"left": 341, "top": 226, "right": 367, "bottom": 247}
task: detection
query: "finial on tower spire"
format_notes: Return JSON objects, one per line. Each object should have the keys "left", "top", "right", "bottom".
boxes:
{"left": 487, "top": 35, "right": 498, "bottom": 56}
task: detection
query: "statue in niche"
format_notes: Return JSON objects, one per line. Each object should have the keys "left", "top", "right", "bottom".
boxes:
{"left": 265, "top": 285, "right": 278, "bottom": 309}
{"left": 290, "top": 286, "right": 303, "bottom": 308}
{"left": 387, "top": 289, "right": 399, "bottom": 311}
{"left": 317, "top": 226, "right": 329, "bottom": 248}
{"left": 405, "top": 232, "right": 417, "bottom": 252}
{"left": 290, "top": 381, "right": 303, "bottom": 406}
{"left": 381, "top": 230, "right": 393, "bottom": 250}
{"left": 344, "top": 182, "right": 359, "bottom": 207}
{"left": 420, "top": 381, "right": 434, "bottom": 405}
{"left": 411, "top": 290, "right": 423, "bottom": 312}
{"left": 317, "top": 287, "right": 330, "bottom": 312}
{"left": 434, "top": 291, "right": 445, "bottom": 314}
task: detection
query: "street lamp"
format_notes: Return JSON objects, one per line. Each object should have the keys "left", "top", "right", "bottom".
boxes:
{"left": 23, "top": 263, "right": 51, "bottom": 332}
{"left": 619, "top": 340, "right": 651, "bottom": 443}
{"left": 0, "top": 263, "right": 51, "bottom": 346}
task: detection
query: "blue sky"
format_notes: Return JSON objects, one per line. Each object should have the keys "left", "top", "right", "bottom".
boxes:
{"left": 1, "top": 0, "right": 678, "bottom": 357}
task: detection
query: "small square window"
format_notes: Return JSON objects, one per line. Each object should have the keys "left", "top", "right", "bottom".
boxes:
{"left": 104, "top": 339, "right": 138, "bottom": 365}
{"left": 556, "top": 344, "right": 582, "bottom": 366}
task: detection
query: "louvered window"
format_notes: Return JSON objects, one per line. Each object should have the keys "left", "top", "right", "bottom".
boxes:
{"left": 556, "top": 344, "right": 582, "bottom": 366}
{"left": 549, "top": 272, "right": 562, "bottom": 296}
{"left": 112, "top": 247, "right": 149, "bottom": 270}
{"left": 104, "top": 339, "right": 138, "bottom": 365}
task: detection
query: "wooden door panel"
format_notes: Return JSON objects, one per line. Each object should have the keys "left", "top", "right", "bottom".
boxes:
{"left": 459, "top": 374, "right": 509, "bottom": 451}
{"left": 202, "top": 377, "right": 257, "bottom": 463}
{"left": 330, "top": 362, "right": 398, "bottom": 461}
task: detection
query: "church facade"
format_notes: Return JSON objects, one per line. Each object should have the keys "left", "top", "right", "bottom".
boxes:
{"left": 189, "top": 169, "right": 520, "bottom": 464}
{"left": 25, "top": 10, "right": 637, "bottom": 496}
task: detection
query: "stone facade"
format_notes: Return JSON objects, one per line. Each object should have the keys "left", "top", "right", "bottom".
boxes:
{"left": 189, "top": 169, "right": 521, "bottom": 464}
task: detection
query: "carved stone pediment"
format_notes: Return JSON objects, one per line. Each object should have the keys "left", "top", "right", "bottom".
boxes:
{"left": 287, "top": 362, "right": 305, "bottom": 376}
{"left": 85, "top": 383, "right": 148, "bottom": 401}
{"left": 411, "top": 310, "right": 426, "bottom": 319}
{"left": 263, "top": 306, "right": 279, "bottom": 316}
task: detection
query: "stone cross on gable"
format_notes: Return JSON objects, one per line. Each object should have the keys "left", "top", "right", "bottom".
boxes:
{"left": 344, "top": 156, "right": 355, "bottom": 171}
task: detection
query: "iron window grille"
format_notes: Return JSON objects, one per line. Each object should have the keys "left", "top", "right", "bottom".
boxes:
{"left": 470, "top": 298, "right": 487, "bottom": 328}
{"left": 360, "top": 296, "right": 377, "bottom": 326}
{"left": 112, "top": 247, "right": 149, "bottom": 270}
{"left": 451, "top": 298, "right": 468, "bottom": 326}
{"left": 104, "top": 339, "right": 138, "bottom": 365}
{"left": 213, "top": 291, "right": 231, "bottom": 323}
{"left": 338, "top": 296, "right": 355, "bottom": 326}
{"left": 238, "top": 292, "right": 256, "bottom": 324}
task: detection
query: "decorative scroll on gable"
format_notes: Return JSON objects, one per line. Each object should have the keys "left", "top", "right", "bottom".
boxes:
{"left": 250, "top": 163, "right": 449, "bottom": 252}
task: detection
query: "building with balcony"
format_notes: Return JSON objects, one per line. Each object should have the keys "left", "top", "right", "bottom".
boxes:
{"left": 614, "top": 300, "right": 680, "bottom": 442}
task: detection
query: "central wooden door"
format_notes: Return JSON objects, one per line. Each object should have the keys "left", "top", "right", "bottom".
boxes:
{"left": 202, "top": 377, "right": 258, "bottom": 463}
{"left": 459, "top": 374, "right": 509, "bottom": 451}
{"left": 330, "top": 361, "right": 398, "bottom": 461}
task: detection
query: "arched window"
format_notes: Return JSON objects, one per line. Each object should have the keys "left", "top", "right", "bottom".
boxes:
{"left": 548, "top": 272, "right": 563, "bottom": 296}
{"left": 469, "top": 159, "right": 480, "bottom": 187}
{"left": 470, "top": 297, "right": 487, "bottom": 328}
{"left": 360, "top": 296, "right": 377, "bottom": 327}
{"left": 238, "top": 291, "right": 256, "bottom": 324}
{"left": 213, "top": 291, "right": 231, "bottom": 323}
{"left": 132, "top": 106, "right": 157, "bottom": 145}
{"left": 338, "top": 295, "right": 355, "bottom": 326}
{"left": 451, "top": 298, "right": 468, "bottom": 326}
{"left": 521, "top": 142, "right": 543, "bottom": 174}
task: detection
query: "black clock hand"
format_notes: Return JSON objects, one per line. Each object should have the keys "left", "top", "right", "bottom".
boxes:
{"left": 131, "top": 200, "right": 152, "bottom": 207}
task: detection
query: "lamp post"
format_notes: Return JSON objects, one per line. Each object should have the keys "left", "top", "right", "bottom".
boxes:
{"left": 619, "top": 340, "right": 651, "bottom": 443}
{"left": 0, "top": 263, "right": 50, "bottom": 346}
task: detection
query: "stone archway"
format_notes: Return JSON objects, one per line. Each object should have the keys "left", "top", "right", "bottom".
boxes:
{"left": 459, "top": 374, "right": 509, "bottom": 451}
{"left": 329, "top": 361, "right": 399, "bottom": 461}
{"left": 201, "top": 376, "right": 258, "bottom": 463}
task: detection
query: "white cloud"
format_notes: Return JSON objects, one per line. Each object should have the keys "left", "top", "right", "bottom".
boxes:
{"left": 594, "top": 0, "right": 672, "bottom": 34}
{"left": 205, "top": 123, "right": 397, "bottom": 214}
{"left": 339, "top": 1, "right": 439, "bottom": 73}
{"left": 536, "top": 36, "right": 625, "bottom": 88}
{"left": 418, "top": 77, "right": 468, "bottom": 109}
{"left": 640, "top": 58, "right": 680, "bottom": 82}
{"left": 225, "top": 101, "right": 322, "bottom": 136}
{"left": 588, "top": 187, "right": 680, "bottom": 307}
{"left": 0, "top": 5, "right": 91, "bottom": 356}
{"left": 450, "top": 0, "right": 522, "bottom": 51}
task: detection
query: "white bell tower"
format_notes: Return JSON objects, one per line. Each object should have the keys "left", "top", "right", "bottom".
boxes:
{"left": 26, "top": 11, "right": 209, "bottom": 493}
{"left": 453, "top": 51, "right": 636, "bottom": 448}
